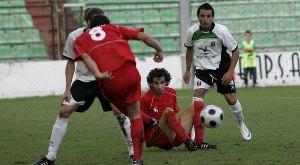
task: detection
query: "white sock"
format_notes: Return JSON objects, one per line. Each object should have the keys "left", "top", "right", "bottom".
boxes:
{"left": 230, "top": 100, "right": 244, "bottom": 125}
{"left": 116, "top": 114, "right": 133, "bottom": 156}
{"left": 46, "top": 117, "right": 68, "bottom": 161}
{"left": 190, "top": 125, "right": 195, "bottom": 140}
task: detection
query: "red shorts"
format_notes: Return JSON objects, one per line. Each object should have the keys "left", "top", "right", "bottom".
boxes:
{"left": 100, "top": 62, "right": 141, "bottom": 110}
{"left": 146, "top": 126, "right": 183, "bottom": 150}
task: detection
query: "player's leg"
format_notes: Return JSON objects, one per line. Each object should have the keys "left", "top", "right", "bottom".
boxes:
{"left": 32, "top": 103, "right": 79, "bottom": 165}
{"left": 193, "top": 73, "right": 210, "bottom": 145}
{"left": 126, "top": 102, "right": 144, "bottom": 164}
{"left": 251, "top": 67, "right": 257, "bottom": 86}
{"left": 95, "top": 85, "right": 134, "bottom": 159}
{"left": 33, "top": 80, "right": 96, "bottom": 165}
{"left": 154, "top": 108, "right": 195, "bottom": 151}
{"left": 179, "top": 105, "right": 217, "bottom": 149}
{"left": 110, "top": 104, "right": 134, "bottom": 160}
{"left": 244, "top": 68, "right": 249, "bottom": 87}
{"left": 223, "top": 93, "right": 252, "bottom": 141}
{"left": 162, "top": 108, "right": 193, "bottom": 143}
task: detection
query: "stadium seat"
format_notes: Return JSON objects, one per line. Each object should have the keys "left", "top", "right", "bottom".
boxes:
{"left": 30, "top": 43, "right": 47, "bottom": 58}
{"left": 23, "top": 29, "right": 42, "bottom": 42}
{"left": 144, "top": 9, "right": 160, "bottom": 22}
{"left": 0, "top": 45, "right": 13, "bottom": 59}
{"left": 6, "top": 29, "right": 23, "bottom": 42}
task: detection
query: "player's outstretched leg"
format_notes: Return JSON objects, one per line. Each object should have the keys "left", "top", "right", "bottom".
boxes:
{"left": 230, "top": 100, "right": 252, "bottom": 140}
{"left": 116, "top": 113, "right": 134, "bottom": 160}
{"left": 32, "top": 117, "right": 68, "bottom": 165}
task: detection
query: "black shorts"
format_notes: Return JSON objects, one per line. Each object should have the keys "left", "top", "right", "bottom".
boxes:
{"left": 71, "top": 80, "right": 112, "bottom": 112}
{"left": 195, "top": 69, "right": 236, "bottom": 94}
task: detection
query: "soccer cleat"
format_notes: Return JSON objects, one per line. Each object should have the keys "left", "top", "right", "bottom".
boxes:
{"left": 196, "top": 142, "right": 217, "bottom": 150}
{"left": 132, "top": 160, "right": 143, "bottom": 165}
{"left": 184, "top": 140, "right": 197, "bottom": 151}
{"left": 32, "top": 156, "right": 55, "bottom": 165}
{"left": 239, "top": 121, "right": 252, "bottom": 141}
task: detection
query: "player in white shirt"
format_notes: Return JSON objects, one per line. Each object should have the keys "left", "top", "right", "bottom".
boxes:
{"left": 32, "top": 8, "right": 133, "bottom": 165}
{"left": 183, "top": 3, "right": 252, "bottom": 142}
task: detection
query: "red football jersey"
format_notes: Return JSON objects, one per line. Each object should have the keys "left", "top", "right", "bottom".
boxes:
{"left": 73, "top": 24, "right": 144, "bottom": 72}
{"left": 141, "top": 87, "right": 180, "bottom": 141}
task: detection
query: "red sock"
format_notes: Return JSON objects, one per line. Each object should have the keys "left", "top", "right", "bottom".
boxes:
{"left": 130, "top": 118, "right": 144, "bottom": 161}
{"left": 166, "top": 111, "right": 191, "bottom": 142}
{"left": 194, "top": 101, "right": 204, "bottom": 144}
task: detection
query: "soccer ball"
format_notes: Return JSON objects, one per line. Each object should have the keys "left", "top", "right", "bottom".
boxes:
{"left": 200, "top": 105, "right": 224, "bottom": 128}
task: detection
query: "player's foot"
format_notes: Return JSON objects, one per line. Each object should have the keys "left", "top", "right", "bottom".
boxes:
{"left": 32, "top": 156, "right": 55, "bottom": 165}
{"left": 184, "top": 140, "right": 197, "bottom": 151}
{"left": 239, "top": 121, "right": 252, "bottom": 141}
{"left": 132, "top": 160, "right": 143, "bottom": 165}
{"left": 196, "top": 142, "right": 217, "bottom": 150}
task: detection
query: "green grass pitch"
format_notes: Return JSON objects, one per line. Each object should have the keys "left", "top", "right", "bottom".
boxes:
{"left": 0, "top": 86, "right": 299, "bottom": 165}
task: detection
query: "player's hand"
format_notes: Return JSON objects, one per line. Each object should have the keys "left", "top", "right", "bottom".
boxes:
{"left": 221, "top": 70, "right": 234, "bottom": 85}
{"left": 98, "top": 71, "right": 114, "bottom": 80}
{"left": 153, "top": 50, "right": 164, "bottom": 63}
{"left": 183, "top": 71, "right": 191, "bottom": 84}
{"left": 61, "top": 90, "right": 72, "bottom": 105}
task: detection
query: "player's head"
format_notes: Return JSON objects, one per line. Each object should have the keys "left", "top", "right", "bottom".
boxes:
{"left": 244, "top": 30, "right": 252, "bottom": 41}
{"left": 90, "top": 15, "right": 111, "bottom": 28}
{"left": 83, "top": 8, "right": 104, "bottom": 27}
{"left": 147, "top": 68, "right": 172, "bottom": 95}
{"left": 197, "top": 3, "right": 214, "bottom": 32}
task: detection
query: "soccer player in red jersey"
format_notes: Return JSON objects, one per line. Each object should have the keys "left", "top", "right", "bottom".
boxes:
{"left": 73, "top": 15, "right": 163, "bottom": 165}
{"left": 141, "top": 68, "right": 217, "bottom": 151}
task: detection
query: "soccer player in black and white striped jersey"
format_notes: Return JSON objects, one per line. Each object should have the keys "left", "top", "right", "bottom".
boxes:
{"left": 183, "top": 3, "right": 252, "bottom": 142}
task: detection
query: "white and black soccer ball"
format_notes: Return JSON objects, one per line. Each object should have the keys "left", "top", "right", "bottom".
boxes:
{"left": 200, "top": 105, "right": 224, "bottom": 128}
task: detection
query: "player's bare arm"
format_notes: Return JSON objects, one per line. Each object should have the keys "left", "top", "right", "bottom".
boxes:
{"left": 61, "top": 60, "right": 75, "bottom": 105}
{"left": 137, "top": 32, "right": 164, "bottom": 62}
{"left": 81, "top": 53, "right": 113, "bottom": 80}
{"left": 183, "top": 47, "right": 193, "bottom": 84}
{"left": 222, "top": 48, "right": 239, "bottom": 85}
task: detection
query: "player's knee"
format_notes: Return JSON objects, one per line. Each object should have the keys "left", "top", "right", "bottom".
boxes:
{"left": 224, "top": 94, "right": 237, "bottom": 105}
{"left": 226, "top": 98, "right": 237, "bottom": 105}
{"left": 163, "top": 107, "right": 174, "bottom": 115}
{"left": 59, "top": 106, "right": 73, "bottom": 118}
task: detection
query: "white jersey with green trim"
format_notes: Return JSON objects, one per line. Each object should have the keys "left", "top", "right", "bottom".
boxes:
{"left": 184, "top": 22, "right": 238, "bottom": 71}
{"left": 63, "top": 27, "right": 96, "bottom": 82}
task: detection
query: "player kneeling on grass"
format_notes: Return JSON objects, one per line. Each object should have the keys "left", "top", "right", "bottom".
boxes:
{"left": 141, "top": 68, "right": 216, "bottom": 151}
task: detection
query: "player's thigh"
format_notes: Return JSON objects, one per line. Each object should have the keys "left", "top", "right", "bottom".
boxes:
{"left": 59, "top": 104, "right": 79, "bottom": 118}
{"left": 158, "top": 111, "right": 176, "bottom": 141}
{"left": 96, "top": 91, "right": 112, "bottom": 112}
{"left": 223, "top": 93, "right": 237, "bottom": 105}
{"left": 126, "top": 102, "right": 141, "bottom": 120}
{"left": 216, "top": 71, "right": 236, "bottom": 95}
{"left": 75, "top": 96, "right": 95, "bottom": 112}
{"left": 194, "top": 70, "right": 211, "bottom": 98}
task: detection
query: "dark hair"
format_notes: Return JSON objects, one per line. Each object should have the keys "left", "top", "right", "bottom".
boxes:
{"left": 245, "top": 30, "right": 252, "bottom": 34}
{"left": 90, "top": 15, "right": 110, "bottom": 28}
{"left": 83, "top": 8, "right": 104, "bottom": 22}
{"left": 197, "top": 3, "right": 214, "bottom": 17}
{"left": 147, "top": 68, "right": 172, "bottom": 87}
